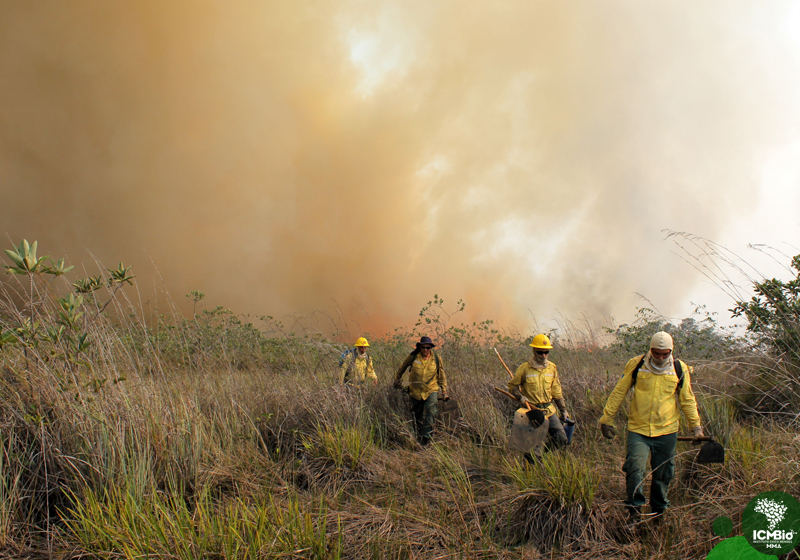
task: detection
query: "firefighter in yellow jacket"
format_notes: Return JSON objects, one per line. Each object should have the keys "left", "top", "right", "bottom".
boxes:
{"left": 340, "top": 337, "right": 378, "bottom": 385}
{"left": 508, "top": 334, "right": 570, "bottom": 450}
{"left": 599, "top": 331, "right": 703, "bottom": 519}
{"left": 394, "top": 336, "right": 448, "bottom": 446}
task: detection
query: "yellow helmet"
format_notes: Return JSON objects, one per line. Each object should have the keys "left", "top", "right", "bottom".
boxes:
{"left": 529, "top": 334, "right": 553, "bottom": 350}
{"left": 354, "top": 337, "right": 370, "bottom": 347}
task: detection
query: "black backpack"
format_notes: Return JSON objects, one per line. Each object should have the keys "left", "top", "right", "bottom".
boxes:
{"left": 630, "top": 355, "right": 684, "bottom": 393}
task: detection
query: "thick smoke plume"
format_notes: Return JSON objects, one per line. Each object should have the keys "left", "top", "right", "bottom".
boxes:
{"left": 1, "top": 2, "right": 797, "bottom": 337}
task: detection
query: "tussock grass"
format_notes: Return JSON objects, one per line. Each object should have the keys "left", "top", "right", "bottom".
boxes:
{"left": 504, "top": 451, "right": 599, "bottom": 510}
{"left": 66, "top": 486, "right": 340, "bottom": 559}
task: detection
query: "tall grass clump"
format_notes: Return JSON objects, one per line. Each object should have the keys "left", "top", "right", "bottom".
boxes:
{"left": 504, "top": 452, "right": 599, "bottom": 510}
{"left": 302, "top": 421, "right": 376, "bottom": 472}
{"left": 696, "top": 395, "right": 736, "bottom": 447}
{"left": 499, "top": 452, "right": 603, "bottom": 552}
{"left": 65, "top": 486, "right": 340, "bottom": 559}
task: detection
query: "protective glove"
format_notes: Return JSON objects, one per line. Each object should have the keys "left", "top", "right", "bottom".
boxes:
{"left": 554, "top": 398, "right": 568, "bottom": 422}
{"left": 393, "top": 379, "right": 402, "bottom": 390}
{"left": 601, "top": 424, "right": 616, "bottom": 439}
{"left": 692, "top": 426, "right": 705, "bottom": 438}
{"left": 519, "top": 396, "right": 529, "bottom": 407}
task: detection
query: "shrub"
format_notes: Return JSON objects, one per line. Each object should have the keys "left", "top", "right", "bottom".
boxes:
{"left": 732, "top": 254, "right": 800, "bottom": 368}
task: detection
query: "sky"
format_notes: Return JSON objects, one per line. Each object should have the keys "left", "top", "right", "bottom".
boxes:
{"left": 1, "top": 1, "right": 799, "bottom": 340}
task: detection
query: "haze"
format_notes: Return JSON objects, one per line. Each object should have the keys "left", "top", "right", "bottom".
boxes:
{"left": 2, "top": 1, "right": 799, "bottom": 337}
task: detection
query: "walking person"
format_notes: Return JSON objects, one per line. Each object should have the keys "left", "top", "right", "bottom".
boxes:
{"left": 508, "top": 334, "right": 570, "bottom": 454}
{"left": 599, "top": 331, "right": 703, "bottom": 520}
{"left": 394, "top": 336, "right": 448, "bottom": 446}
{"left": 340, "top": 337, "right": 378, "bottom": 385}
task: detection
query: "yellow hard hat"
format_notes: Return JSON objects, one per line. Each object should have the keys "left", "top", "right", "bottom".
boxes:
{"left": 529, "top": 334, "right": 553, "bottom": 350}
{"left": 355, "top": 337, "right": 370, "bottom": 347}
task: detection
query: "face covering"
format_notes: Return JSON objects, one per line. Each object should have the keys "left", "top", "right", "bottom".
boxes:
{"left": 645, "top": 350, "right": 674, "bottom": 373}
{"left": 529, "top": 351, "right": 549, "bottom": 368}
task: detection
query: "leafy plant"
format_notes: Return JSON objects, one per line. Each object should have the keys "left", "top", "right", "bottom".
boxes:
{"left": 73, "top": 276, "right": 103, "bottom": 295}
{"left": 4, "top": 240, "right": 50, "bottom": 341}
{"left": 732, "top": 254, "right": 800, "bottom": 368}
{"left": 607, "top": 306, "right": 736, "bottom": 360}
{"left": 3, "top": 239, "right": 48, "bottom": 276}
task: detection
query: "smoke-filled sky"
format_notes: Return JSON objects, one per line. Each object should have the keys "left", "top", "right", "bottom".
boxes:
{"left": 2, "top": 1, "right": 800, "bottom": 337}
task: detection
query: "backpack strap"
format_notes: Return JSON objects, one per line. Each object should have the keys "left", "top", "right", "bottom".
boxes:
{"left": 674, "top": 359, "right": 684, "bottom": 392}
{"left": 397, "top": 351, "right": 417, "bottom": 377}
{"left": 630, "top": 356, "right": 646, "bottom": 389}
{"left": 631, "top": 355, "right": 685, "bottom": 394}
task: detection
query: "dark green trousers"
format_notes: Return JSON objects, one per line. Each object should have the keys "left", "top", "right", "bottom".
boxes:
{"left": 547, "top": 414, "right": 569, "bottom": 449}
{"left": 623, "top": 431, "right": 677, "bottom": 513}
{"left": 410, "top": 392, "right": 438, "bottom": 443}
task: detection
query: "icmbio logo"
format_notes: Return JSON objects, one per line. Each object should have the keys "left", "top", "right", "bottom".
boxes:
{"left": 742, "top": 491, "right": 800, "bottom": 555}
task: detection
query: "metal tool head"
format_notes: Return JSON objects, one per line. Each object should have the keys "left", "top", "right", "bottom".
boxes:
{"left": 438, "top": 396, "right": 460, "bottom": 415}
{"left": 509, "top": 408, "right": 548, "bottom": 455}
{"left": 525, "top": 408, "right": 546, "bottom": 429}
{"left": 696, "top": 439, "right": 725, "bottom": 464}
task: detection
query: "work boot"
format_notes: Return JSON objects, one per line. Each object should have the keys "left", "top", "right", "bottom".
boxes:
{"left": 648, "top": 508, "right": 666, "bottom": 524}
{"left": 626, "top": 505, "right": 642, "bottom": 524}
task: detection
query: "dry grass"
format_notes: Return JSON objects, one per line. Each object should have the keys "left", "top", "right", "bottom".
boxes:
{"left": 0, "top": 279, "right": 798, "bottom": 558}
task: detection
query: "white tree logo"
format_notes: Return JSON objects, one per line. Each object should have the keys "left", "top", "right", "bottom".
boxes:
{"left": 754, "top": 498, "right": 788, "bottom": 530}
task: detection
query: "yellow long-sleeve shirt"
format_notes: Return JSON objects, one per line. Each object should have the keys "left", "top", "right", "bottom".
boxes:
{"left": 599, "top": 354, "right": 702, "bottom": 437}
{"left": 508, "top": 361, "right": 563, "bottom": 419}
{"left": 340, "top": 351, "right": 377, "bottom": 384}
{"left": 395, "top": 351, "right": 447, "bottom": 401}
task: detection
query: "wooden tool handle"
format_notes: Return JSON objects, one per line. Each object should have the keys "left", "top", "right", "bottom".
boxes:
{"left": 677, "top": 436, "right": 714, "bottom": 442}
{"left": 494, "top": 387, "right": 531, "bottom": 410}
{"left": 494, "top": 348, "right": 515, "bottom": 379}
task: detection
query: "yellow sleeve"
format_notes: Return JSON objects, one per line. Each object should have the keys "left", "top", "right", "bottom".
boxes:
{"left": 508, "top": 363, "right": 526, "bottom": 393}
{"left": 550, "top": 364, "right": 563, "bottom": 400}
{"left": 437, "top": 354, "right": 447, "bottom": 392}
{"left": 395, "top": 353, "right": 415, "bottom": 381}
{"left": 598, "top": 356, "right": 640, "bottom": 426}
{"left": 678, "top": 362, "right": 702, "bottom": 429}
{"left": 366, "top": 355, "right": 377, "bottom": 381}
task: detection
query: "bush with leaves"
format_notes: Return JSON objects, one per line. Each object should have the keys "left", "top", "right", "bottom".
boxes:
{"left": 731, "top": 254, "right": 800, "bottom": 369}
{"left": 606, "top": 306, "right": 737, "bottom": 361}
{"left": 1, "top": 239, "right": 136, "bottom": 378}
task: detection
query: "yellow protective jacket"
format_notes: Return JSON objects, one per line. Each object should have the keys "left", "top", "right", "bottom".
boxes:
{"left": 340, "top": 351, "right": 377, "bottom": 384}
{"left": 395, "top": 351, "right": 447, "bottom": 401}
{"left": 599, "top": 354, "right": 702, "bottom": 437}
{"left": 508, "top": 361, "right": 563, "bottom": 419}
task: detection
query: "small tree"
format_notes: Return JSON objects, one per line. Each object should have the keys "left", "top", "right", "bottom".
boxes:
{"left": 3, "top": 239, "right": 73, "bottom": 354}
{"left": 731, "top": 254, "right": 800, "bottom": 370}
